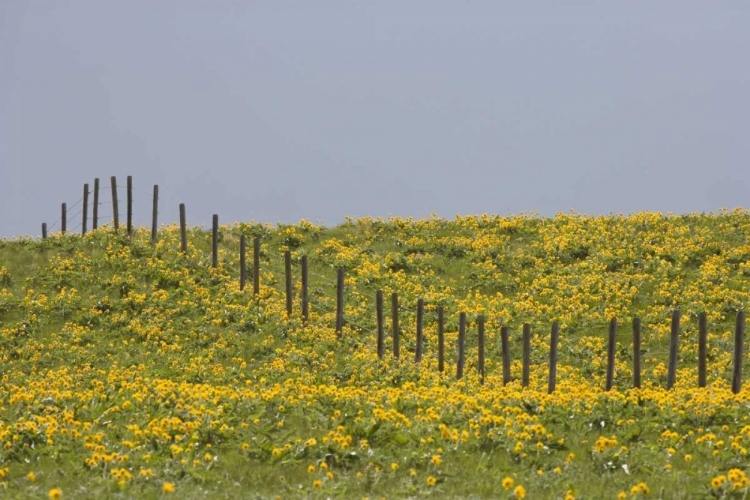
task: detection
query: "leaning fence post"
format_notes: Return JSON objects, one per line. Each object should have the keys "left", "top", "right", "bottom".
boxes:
{"left": 151, "top": 185, "right": 159, "bottom": 245}
{"left": 376, "top": 290, "right": 384, "bottom": 358}
{"left": 415, "top": 299, "right": 424, "bottom": 363}
{"left": 633, "top": 317, "right": 642, "bottom": 389}
{"left": 92, "top": 178, "right": 100, "bottom": 230}
{"left": 211, "top": 214, "right": 219, "bottom": 268}
{"left": 548, "top": 321, "right": 559, "bottom": 394}
{"left": 301, "top": 256, "right": 309, "bottom": 322}
{"left": 253, "top": 237, "right": 260, "bottom": 295}
{"left": 437, "top": 306, "right": 445, "bottom": 373}
{"left": 522, "top": 323, "right": 531, "bottom": 388}
{"left": 111, "top": 176, "right": 119, "bottom": 232}
{"left": 457, "top": 312, "right": 466, "bottom": 380}
{"left": 239, "top": 235, "right": 246, "bottom": 291}
{"left": 732, "top": 311, "right": 745, "bottom": 395}
{"left": 335, "top": 268, "right": 345, "bottom": 338}
{"left": 698, "top": 312, "right": 707, "bottom": 388}
{"left": 82, "top": 183, "right": 89, "bottom": 235}
{"left": 126, "top": 175, "right": 133, "bottom": 237}
{"left": 477, "top": 315, "right": 485, "bottom": 384}
{"left": 667, "top": 310, "right": 680, "bottom": 390}
{"left": 606, "top": 317, "right": 617, "bottom": 391}
{"left": 501, "top": 325, "right": 511, "bottom": 385}
{"left": 61, "top": 203, "right": 67, "bottom": 234}
{"left": 179, "top": 203, "right": 187, "bottom": 253}
{"left": 392, "top": 292, "right": 400, "bottom": 359}
{"left": 284, "top": 250, "right": 293, "bottom": 317}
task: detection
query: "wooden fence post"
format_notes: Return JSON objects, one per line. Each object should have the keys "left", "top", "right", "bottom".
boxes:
{"left": 437, "top": 306, "right": 445, "bottom": 373}
{"left": 698, "top": 312, "right": 707, "bottom": 388}
{"left": 284, "top": 250, "right": 293, "bottom": 317}
{"left": 415, "top": 299, "right": 424, "bottom": 362}
{"left": 253, "top": 237, "right": 260, "bottom": 295}
{"left": 111, "top": 176, "right": 119, "bottom": 232}
{"left": 151, "top": 185, "right": 159, "bottom": 245}
{"left": 82, "top": 183, "right": 89, "bottom": 235}
{"left": 477, "top": 315, "right": 485, "bottom": 384}
{"left": 92, "top": 178, "right": 99, "bottom": 230}
{"left": 61, "top": 203, "right": 67, "bottom": 234}
{"left": 335, "top": 268, "right": 345, "bottom": 338}
{"left": 376, "top": 290, "right": 384, "bottom": 359}
{"left": 732, "top": 311, "right": 745, "bottom": 394}
{"left": 522, "top": 323, "right": 531, "bottom": 388}
{"left": 212, "top": 214, "right": 219, "bottom": 268}
{"left": 179, "top": 203, "right": 187, "bottom": 253}
{"left": 392, "top": 292, "right": 400, "bottom": 359}
{"left": 457, "top": 312, "right": 466, "bottom": 380}
{"left": 667, "top": 310, "right": 680, "bottom": 390}
{"left": 501, "top": 325, "right": 511, "bottom": 385}
{"left": 42, "top": 223, "right": 48, "bottom": 239}
{"left": 633, "top": 317, "right": 641, "bottom": 389}
{"left": 548, "top": 321, "right": 559, "bottom": 394}
{"left": 126, "top": 175, "right": 133, "bottom": 237}
{"left": 606, "top": 318, "right": 617, "bottom": 391}
{"left": 239, "top": 235, "right": 246, "bottom": 291}
{"left": 301, "top": 256, "right": 309, "bottom": 321}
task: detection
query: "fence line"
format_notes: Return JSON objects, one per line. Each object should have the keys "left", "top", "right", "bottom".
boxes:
{"left": 36, "top": 177, "right": 750, "bottom": 394}
{"left": 173, "top": 215, "right": 749, "bottom": 393}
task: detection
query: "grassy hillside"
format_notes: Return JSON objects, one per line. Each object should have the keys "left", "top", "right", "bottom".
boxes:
{"left": 1, "top": 211, "right": 750, "bottom": 499}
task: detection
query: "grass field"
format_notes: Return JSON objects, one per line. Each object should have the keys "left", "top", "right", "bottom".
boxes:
{"left": 1, "top": 210, "right": 750, "bottom": 499}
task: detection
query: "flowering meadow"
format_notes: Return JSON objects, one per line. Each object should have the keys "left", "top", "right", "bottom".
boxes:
{"left": 1, "top": 211, "right": 750, "bottom": 499}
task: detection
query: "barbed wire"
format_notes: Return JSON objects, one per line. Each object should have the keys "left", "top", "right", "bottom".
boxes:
{"left": 67, "top": 197, "right": 83, "bottom": 211}
{"left": 68, "top": 206, "right": 83, "bottom": 223}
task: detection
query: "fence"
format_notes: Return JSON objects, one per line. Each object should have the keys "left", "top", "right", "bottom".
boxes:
{"left": 38, "top": 176, "right": 749, "bottom": 394}
{"left": 42, "top": 175, "right": 157, "bottom": 242}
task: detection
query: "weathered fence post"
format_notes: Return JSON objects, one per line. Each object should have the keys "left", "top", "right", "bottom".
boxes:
{"left": 335, "top": 268, "right": 344, "bottom": 338}
{"left": 548, "top": 321, "right": 559, "bottom": 394}
{"left": 111, "top": 176, "right": 119, "bottom": 232}
{"left": 300, "top": 256, "right": 309, "bottom": 321}
{"left": 667, "top": 309, "right": 680, "bottom": 390}
{"left": 392, "top": 292, "right": 400, "bottom": 359}
{"left": 61, "top": 203, "right": 67, "bottom": 234}
{"left": 415, "top": 299, "right": 424, "bottom": 363}
{"left": 633, "top": 317, "right": 641, "bottom": 389}
{"left": 457, "top": 312, "right": 466, "bottom": 380}
{"left": 92, "top": 178, "right": 99, "bottom": 230}
{"left": 82, "top": 183, "right": 89, "bottom": 235}
{"left": 239, "top": 235, "right": 246, "bottom": 291}
{"left": 606, "top": 318, "right": 617, "bottom": 391}
{"left": 151, "top": 185, "right": 159, "bottom": 245}
{"left": 253, "top": 237, "right": 260, "bottom": 295}
{"left": 179, "top": 203, "right": 187, "bottom": 253}
{"left": 42, "top": 223, "right": 48, "bottom": 239}
{"left": 522, "top": 323, "right": 531, "bottom": 388}
{"left": 211, "top": 214, "right": 219, "bottom": 268}
{"left": 501, "top": 325, "right": 511, "bottom": 385}
{"left": 437, "top": 306, "right": 445, "bottom": 373}
{"left": 477, "top": 315, "right": 485, "bottom": 384}
{"left": 698, "top": 312, "right": 707, "bottom": 388}
{"left": 284, "top": 250, "right": 293, "bottom": 317}
{"left": 126, "top": 175, "right": 133, "bottom": 237}
{"left": 732, "top": 311, "right": 745, "bottom": 394}
{"left": 376, "top": 290, "right": 384, "bottom": 358}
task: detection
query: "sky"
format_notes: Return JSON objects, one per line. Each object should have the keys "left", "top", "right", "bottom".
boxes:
{"left": 2, "top": 1, "right": 749, "bottom": 238}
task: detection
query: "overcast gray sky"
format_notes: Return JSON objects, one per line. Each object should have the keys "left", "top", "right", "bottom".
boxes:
{"left": 2, "top": 1, "right": 749, "bottom": 238}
